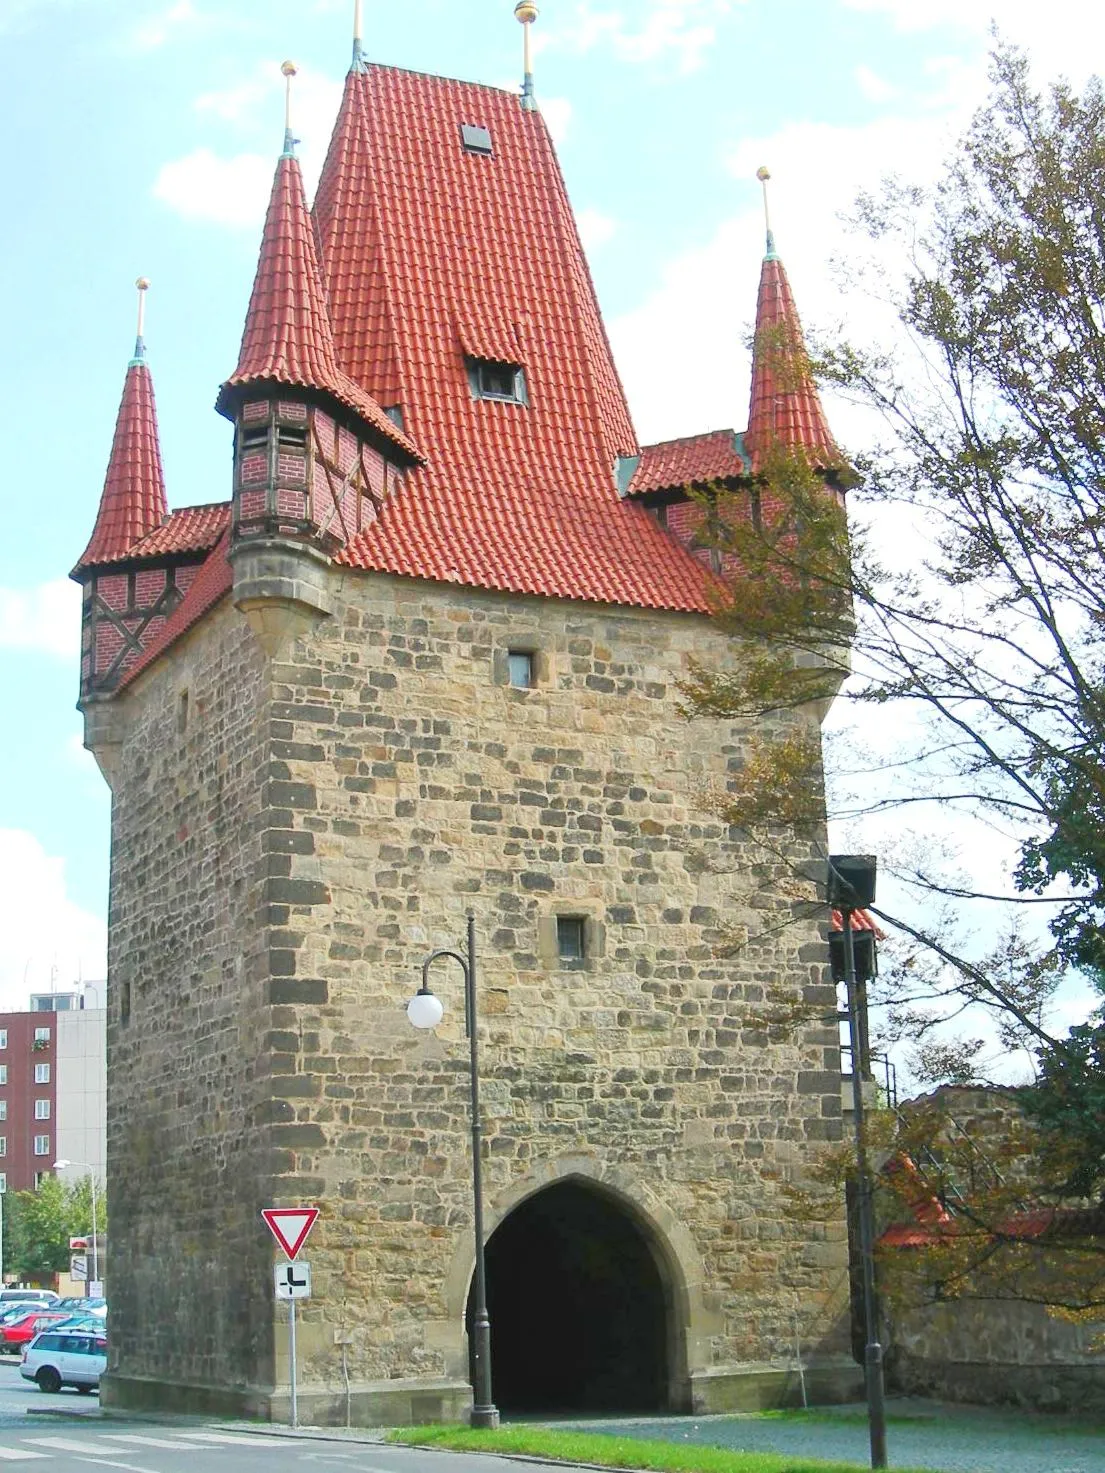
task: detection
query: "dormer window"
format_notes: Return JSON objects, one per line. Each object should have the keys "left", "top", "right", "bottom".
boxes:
{"left": 467, "top": 359, "right": 528, "bottom": 405}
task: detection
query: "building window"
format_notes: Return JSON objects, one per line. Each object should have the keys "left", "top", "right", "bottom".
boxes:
{"left": 0, "top": 1175, "right": 7, "bottom": 1194}
{"left": 34, "top": 1064, "right": 50, "bottom": 1085}
{"left": 466, "top": 358, "right": 527, "bottom": 404}
{"left": 0, "top": 1030, "right": 7, "bottom": 1049}
{"left": 0, "top": 1067, "right": 7, "bottom": 1086}
{"left": 33, "top": 1136, "right": 50, "bottom": 1157}
{"left": 556, "top": 915, "right": 587, "bottom": 962}
{"left": 0, "top": 1101, "right": 7, "bottom": 1121}
{"left": 34, "top": 1173, "right": 46, "bottom": 1189}
{"left": 507, "top": 651, "right": 534, "bottom": 689}
{"left": 34, "top": 1100, "right": 50, "bottom": 1121}
{"left": 34, "top": 1027, "right": 50, "bottom": 1045}
{"left": 0, "top": 1139, "right": 6, "bottom": 1157}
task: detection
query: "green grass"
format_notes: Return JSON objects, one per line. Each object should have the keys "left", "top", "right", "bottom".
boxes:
{"left": 386, "top": 1423, "right": 936, "bottom": 1473}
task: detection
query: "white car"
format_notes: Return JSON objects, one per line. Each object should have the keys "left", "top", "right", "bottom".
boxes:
{"left": 20, "top": 1327, "right": 107, "bottom": 1394}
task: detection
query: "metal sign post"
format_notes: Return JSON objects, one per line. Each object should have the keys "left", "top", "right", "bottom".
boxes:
{"left": 274, "top": 1263, "right": 312, "bottom": 1428}
{"left": 263, "top": 1207, "right": 319, "bottom": 1430}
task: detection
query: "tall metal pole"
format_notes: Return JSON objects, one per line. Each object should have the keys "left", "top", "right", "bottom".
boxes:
{"left": 464, "top": 914, "right": 499, "bottom": 1429}
{"left": 841, "top": 910, "right": 888, "bottom": 1469}
{"left": 89, "top": 1173, "right": 99, "bottom": 1291}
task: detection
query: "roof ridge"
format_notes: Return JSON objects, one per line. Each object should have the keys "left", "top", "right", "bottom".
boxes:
{"left": 641, "top": 427, "right": 738, "bottom": 450}
{"left": 362, "top": 60, "right": 521, "bottom": 98}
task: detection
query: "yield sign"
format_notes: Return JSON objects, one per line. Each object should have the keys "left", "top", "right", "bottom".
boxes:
{"left": 262, "top": 1206, "right": 320, "bottom": 1260}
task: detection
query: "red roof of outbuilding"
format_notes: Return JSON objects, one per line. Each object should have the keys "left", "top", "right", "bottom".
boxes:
{"left": 218, "top": 150, "right": 419, "bottom": 462}
{"left": 313, "top": 66, "right": 711, "bottom": 613}
{"left": 75, "top": 360, "right": 168, "bottom": 573}
{"left": 745, "top": 250, "right": 839, "bottom": 474}
{"left": 629, "top": 430, "right": 750, "bottom": 496}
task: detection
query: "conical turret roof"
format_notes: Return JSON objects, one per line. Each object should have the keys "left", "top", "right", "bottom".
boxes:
{"left": 218, "top": 147, "right": 419, "bottom": 460}
{"left": 75, "top": 354, "right": 168, "bottom": 572}
{"left": 745, "top": 243, "right": 838, "bottom": 474}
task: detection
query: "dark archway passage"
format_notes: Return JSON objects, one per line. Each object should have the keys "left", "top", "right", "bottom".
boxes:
{"left": 471, "top": 1179, "right": 671, "bottom": 1416}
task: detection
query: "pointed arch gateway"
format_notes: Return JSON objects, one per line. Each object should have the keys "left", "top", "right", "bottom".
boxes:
{"left": 462, "top": 1168, "right": 697, "bottom": 1416}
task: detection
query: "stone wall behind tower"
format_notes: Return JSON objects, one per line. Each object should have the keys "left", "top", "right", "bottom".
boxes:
{"left": 101, "top": 566, "right": 855, "bottom": 1421}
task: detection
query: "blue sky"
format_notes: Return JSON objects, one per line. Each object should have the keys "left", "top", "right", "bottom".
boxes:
{"left": 1, "top": 0, "right": 1101, "bottom": 1032}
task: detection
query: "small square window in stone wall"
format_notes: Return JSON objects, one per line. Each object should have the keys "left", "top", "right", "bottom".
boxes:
{"left": 556, "top": 916, "right": 586, "bottom": 961}
{"left": 507, "top": 651, "right": 534, "bottom": 688}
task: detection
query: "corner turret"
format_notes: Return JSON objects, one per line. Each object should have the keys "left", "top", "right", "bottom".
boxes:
{"left": 218, "top": 62, "right": 420, "bottom": 654}
{"left": 744, "top": 168, "right": 839, "bottom": 475}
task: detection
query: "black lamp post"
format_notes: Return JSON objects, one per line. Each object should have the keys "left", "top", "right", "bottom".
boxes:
{"left": 828, "top": 854, "right": 888, "bottom": 1471}
{"left": 407, "top": 913, "right": 500, "bottom": 1429}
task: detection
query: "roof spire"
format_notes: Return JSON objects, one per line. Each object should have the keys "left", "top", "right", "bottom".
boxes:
{"left": 756, "top": 165, "right": 777, "bottom": 260}
{"left": 352, "top": 0, "right": 366, "bottom": 70}
{"left": 744, "top": 174, "right": 839, "bottom": 475}
{"left": 281, "top": 60, "right": 298, "bottom": 157}
{"left": 129, "top": 276, "right": 150, "bottom": 366}
{"left": 75, "top": 282, "right": 169, "bottom": 571}
{"left": 515, "top": 2, "right": 538, "bottom": 112}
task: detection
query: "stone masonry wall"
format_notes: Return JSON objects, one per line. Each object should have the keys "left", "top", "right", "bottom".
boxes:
{"left": 256, "top": 570, "right": 851, "bottom": 1408}
{"left": 102, "top": 564, "right": 855, "bottom": 1418}
{"left": 104, "top": 602, "right": 277, "bottom": 1409}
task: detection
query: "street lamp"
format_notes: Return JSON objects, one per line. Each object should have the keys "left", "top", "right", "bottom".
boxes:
{"left": 53, "top": 1160, "right": 99, "bottom": 1295}
{"left": 406, "top": 914, "right": 500, "bottom": 1429}
{"left": 827, "top": 855, "right": 888, "bottom": 1471}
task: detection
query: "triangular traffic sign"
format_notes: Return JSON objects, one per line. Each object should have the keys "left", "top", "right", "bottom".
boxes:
{"left": 262, "top": 1206, "right": 320, "bottom": 1260}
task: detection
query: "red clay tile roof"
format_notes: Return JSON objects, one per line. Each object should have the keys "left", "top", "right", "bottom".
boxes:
{"left": 219, "top": 151, "right": 419, "bottom": 462}
{"left": 129, "top": 502, "right": 229, "bottom": 559}
{"left": 313, "top": 65, "right": 710, "bottom": 613}
{"left": 629, "top": 430, "right": 750, "bottom": 496}
{"left": 119, "top": 532, "right": 233, "bottom": 690}
{"left": 829, "top": 908, "right": 886, "bottom": 938}
{"left": 745, "top": 252, "right": 839, "bottom": 474}
{"left": 75, "top": 361, "right": 168, "bottom": 573}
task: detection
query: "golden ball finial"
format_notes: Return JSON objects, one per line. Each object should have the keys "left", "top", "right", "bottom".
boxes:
{"left": 281, "top": 60, "right": 298, "bottom": 77}
{"left": 756, "top": 166, "right": 771, "bottom": 183}
{"left": 515, "top": 1, "right": 539, "bottom": 22}
{"left": 135, "top": 277, "right": 150, "bottom": 292}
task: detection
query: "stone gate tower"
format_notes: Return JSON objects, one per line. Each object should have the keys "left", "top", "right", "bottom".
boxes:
{"left": 75, "top": 9, "right": 861, "bottom": 1425}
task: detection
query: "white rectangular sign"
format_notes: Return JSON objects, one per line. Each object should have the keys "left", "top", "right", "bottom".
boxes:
{"left": 275, "top": 1260, "right": 311, "bottom": 1300}
{"left": 70, "top": 1254, "right": 87, "bottom": 1282}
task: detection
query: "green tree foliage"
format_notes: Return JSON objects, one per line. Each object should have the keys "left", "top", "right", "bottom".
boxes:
{"left": 6, "top": 1176, "right": 103, "bottom": 1285}
{"left": 681, "top": 47, "right": 1105, "bottom": 1246}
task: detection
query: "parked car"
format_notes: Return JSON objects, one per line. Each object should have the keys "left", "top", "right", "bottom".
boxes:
{"left": 0, "top": 1311, "right": 70, "bottom": 1351}
{"left": 0, "top": 1289, "right": 58, "bottom": 1307}
{"left": 21, "top": 1327, "right": 107, "bottom": 1394}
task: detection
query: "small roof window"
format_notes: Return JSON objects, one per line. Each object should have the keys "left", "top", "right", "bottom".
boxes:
{"left": 461, "top": 123, "right": 493, "bottom": 156}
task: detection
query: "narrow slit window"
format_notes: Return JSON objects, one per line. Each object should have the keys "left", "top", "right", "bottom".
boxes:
{"left": 557, "top": 916, "right": 586, "bottom": 963}
{"left": 507, "top": 651, "right": 534, "bottom": 689}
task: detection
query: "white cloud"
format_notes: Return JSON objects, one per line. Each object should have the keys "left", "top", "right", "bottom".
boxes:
{"left": 0, "top": 832, "right": 106, "bottom": 1010}
{"left": 843, "top": 0, "right": 1105, "bottom": 82}
{"left": 126, "top": 0, "right": 200, "bottom": 53}
{"left": 853, "top": 64, "right": 896, "bottom": 103}
{"left": 154, "top": 62, "right": 344, "bottom": 226}
{"left": 577, "top": 207, "right": 617, "bottom": 252}
{"left": 545, "top": 0, "right": 746, "bottom": 76}
{"left": 0, "top": 579, "right": 80, "bottom": 660}
{"left": 541, "top": 95, "right": 573, "bottom": 145}
{"left": 153, "top": 148, "right": 272, "bottom": 229}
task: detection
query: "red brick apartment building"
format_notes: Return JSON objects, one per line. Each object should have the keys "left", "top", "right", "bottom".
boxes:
{"left": 0, "top": 994, "right": 106, "bottom": 1194}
